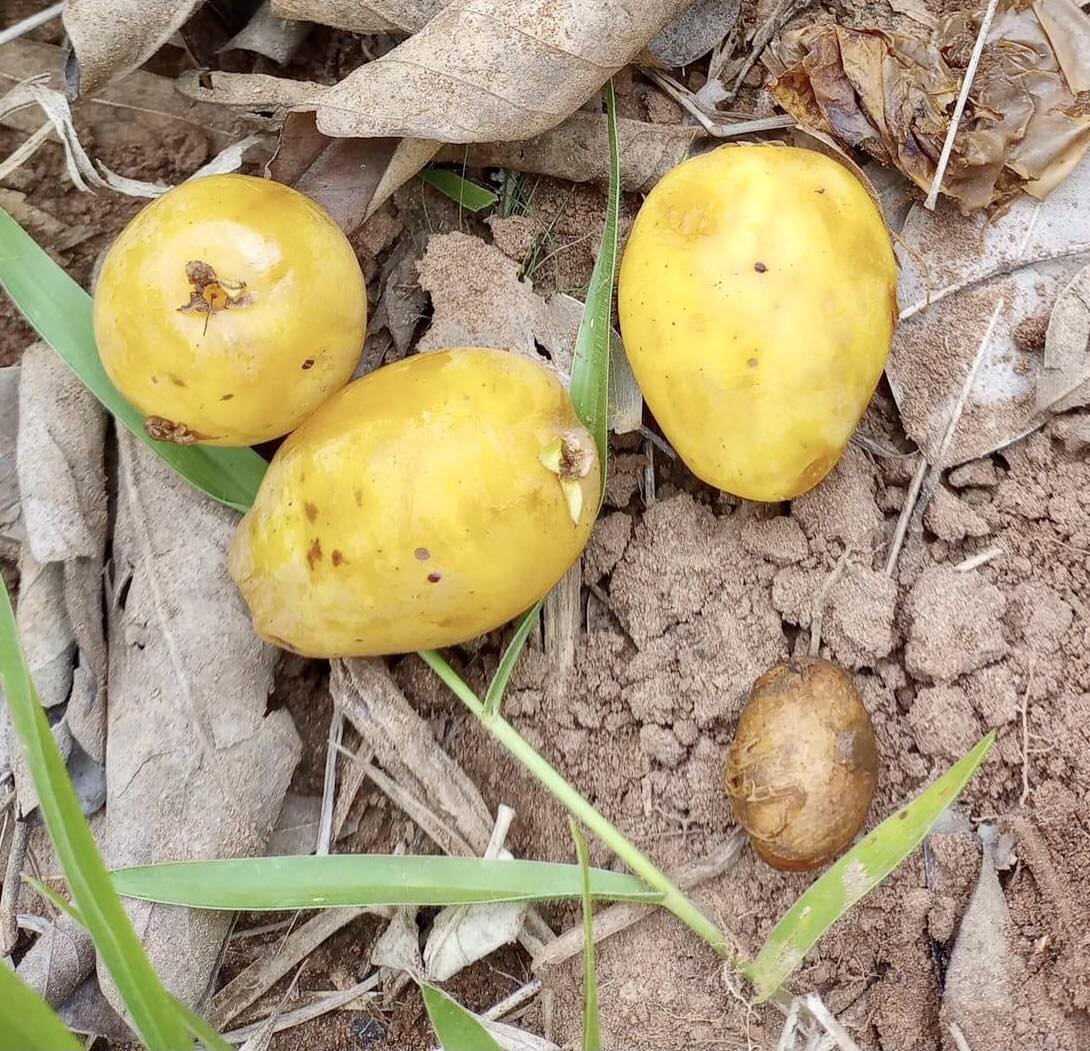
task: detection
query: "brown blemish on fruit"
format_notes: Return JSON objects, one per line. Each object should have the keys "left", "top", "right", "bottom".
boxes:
{"left": 221, "top": 393, "right": 234, "bottom": 401}
{"left": 169, "top": 374, "right": 186, "bottom": 387}
{"left": 304, "top": 502, "right": 318, "bottom": 522}
{"left": 331, "top": 550, "right": 345, "bottom": 566}
{"left": 353, "top": 488, "right": 363, "bottom": 507}
{"left": 754, "top": 262, "right": 768, "bottom": 273}
{"left": 415, "top": 547, "right": 430, "bottom": 561}
{"left": 302, "top": 358, "right": 315, "bottom": 370}
{"left": 747, "top": 357, "right": 759, "bottom": 368}
{"left": 144, "top": 416, "right": 209, "bottom": 445}
{"left": 178, "top": 259, "right": 254, "bottom": 333}
{"left": 427, "top": 571, "right": 442, "bottom": 583}
{"left": 306, "top": 538, "right": 323, "bottom": 569}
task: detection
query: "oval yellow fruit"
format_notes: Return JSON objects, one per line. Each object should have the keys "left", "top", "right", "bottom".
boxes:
{"left": 229, "top": 347, "right": 601, "bottom": 657}
{"left": 93, "top": 174, "right": 367, "bottom": 447}
{"left": 618, "top": 145, "right": 897, "bottom": 501}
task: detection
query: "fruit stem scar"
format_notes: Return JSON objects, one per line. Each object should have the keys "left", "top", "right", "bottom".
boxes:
{"left": 177, "top": 259, "right": 254, "bottom": 333}
{"left": 538, "top": 432, "right": 594, "bottom": 524}
{"left": 144, "top": 416, "right": 209, "bottom": 445}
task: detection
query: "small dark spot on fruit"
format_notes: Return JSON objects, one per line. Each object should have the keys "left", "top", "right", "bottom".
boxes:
{"left": 221, "top": 393, "right": 234, "bottom": 401}
{"left": 754, "top": 262, "right": 768, "bottom": 273}
{"left": 169, "top": 374, "right": 187, "bottom": 387}
{"left": 747, "top": 357, "right": 758, "bottom": 368}
{"left": 151, "top": 375, "right": 159, "bottom": 384}
{"left": 427, "top": 571, "right": 442, "bottom": 583}
{"left": 302, "top": 358, "right": 315, "bottom": 370}
{"left": 306, "top": 538, "right": 323, "bottom": 569}
{"left": 304, "top": 502, "right": 318, "bottom": 522}
{"left": 415, "top": 547, "right": 430, "bottom": 561}
{"left": 353, "top": 488, "right": 363, "bottom": 507}
{"left": 816, "top": 188, "right": 826, "bottom": 194}
{"left": 332, "top": 550, "right": 344, "bottom": 566}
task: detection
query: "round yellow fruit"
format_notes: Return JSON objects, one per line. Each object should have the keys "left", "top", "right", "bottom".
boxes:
{"left": 93, "top": 173, "right": 367, "bottom": 447}
{"left": 618, "top": 144, "right": 897, "bottom": 501}
{"left": 229, "top": 347, "right": 601, "bottom": 657}
{"left": 726, "top": 657, "right": 879, "bottom": 872}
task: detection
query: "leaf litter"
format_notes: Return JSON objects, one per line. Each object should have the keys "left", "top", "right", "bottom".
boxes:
{"left": 6, "top": 0, "right": 1090, "bottom": 1047}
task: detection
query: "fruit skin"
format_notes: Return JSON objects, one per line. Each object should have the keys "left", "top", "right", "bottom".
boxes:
{"left": 229, "top": 347, "right": 601, "bottom": 657}
{"left": 725, "top": 656, "right": 878, "bottom": 872}
{"left": 93, "top": 173, "right": 367, "bottom": 447}
{"left": 618, "top": 144, "right": 897, "bottom": 501}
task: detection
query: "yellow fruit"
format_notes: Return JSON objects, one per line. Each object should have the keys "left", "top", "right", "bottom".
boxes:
{"left": 93, "top": 174, "right": 367, "bottom": 447}
{"left": 229, "top": 347, "right": 601, "bottom": 657}
{"left": 618, "top": 144, "right": 897, "bottom": 501}
{"left": 726, "top": 657, "right": 879, "bottom": 872}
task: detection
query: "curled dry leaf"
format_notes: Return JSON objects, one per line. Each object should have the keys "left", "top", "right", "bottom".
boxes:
{"left": 100, "top": 433, "right": 299, "bottom": 1014}
{"left": 222, "top": 1, "right": 311, "bottom": 64}
{"left": 644, "top": 0, "right": 742, "bottom": 68}
{"left": 5, "top": 344, "right": 108, "bottom": 818}
{"left": 888, "top": 156, "right": 1090, "bottom": 464}
{"left": 770, "top": 0, "right": 1090, "bottom": 212}
{"left": 312, "top": 0, "right": 694, "bottom": 142}
{"left": 272, "top": 0, "right": 443, "bottom": 33}
{"left": 63, "top": 0, "right": 203, "bottom": 99}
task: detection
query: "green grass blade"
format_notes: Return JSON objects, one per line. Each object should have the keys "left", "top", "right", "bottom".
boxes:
{"left": 568, "top": 79, "right": 620, "bottom": 478}
{"left": 571, "top": 822, "right": 601, "bottom": 1051}
{"left": 172, "top": 997, "right": 234, "bottom": 1051}
{"left": 745, "top": 733, "right": 996, "bottom": 1002}
{"left": 483, "top": 599, "right": 543, "bottom": 716}
{"left": 421, "top": 983, "right": 503, "bottom": 1051}
{"left": 0, "top": 209, "right": 266, "bottom": 512}
{"left": 422, "top": 169, "right": 498, "bottom": 212}
{"left": 477, "top": 79, "right": 621, "bottom": 721}
{"left": 0, "top": 963, "right": 82, "bottom": 1051}
{"left": 0, "top": 582, "right": 191, "bottom": 1049}
{"left": 112, "top": 855, "right": 661, "bottom": 910}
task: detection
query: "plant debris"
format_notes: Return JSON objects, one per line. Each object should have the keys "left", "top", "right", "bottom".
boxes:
{"left": 770, "top": 0, "right": 1090, "bottom": 212}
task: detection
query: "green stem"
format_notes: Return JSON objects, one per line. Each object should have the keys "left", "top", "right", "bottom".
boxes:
{"left": 419, "top": 650, "right": 745, "bottom": 969}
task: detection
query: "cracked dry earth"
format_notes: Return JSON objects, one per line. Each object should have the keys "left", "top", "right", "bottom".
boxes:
{"left": 394, "top": 398, "right": 1090, "bottom": 1049}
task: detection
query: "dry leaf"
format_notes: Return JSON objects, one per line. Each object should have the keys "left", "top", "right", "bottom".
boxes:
{"left": 941, "top": 836, "right": 1018, "bottom": 1047}
{"left": 481, "top": 1020, "right": 562, "bottom": 1051}
{"left": 888, "top": 157, "right": 1090, "bottom": 464}
{"left": 371, "top": 905, "right": 424, "bottom": 976}
{"left": 770, "top": 1, "right": 1090, "bottom": 212}
{"left": 272, "top": 0, "right": 443, "bottom": 33}
{"left": 888, "top": 0, "right": 936, "bottom": 28}
{"left": 63, "top": 0, "right": 202, "bottom": 99}
{"left": 0, "top": 365, "right": 21, "bottom": 556}
{"left": 4, "top": 345, "right": 108, "bottom": 817}
{"left": 0, "top": 39, "right": 270, "bottom": 154}
{"left": 645, "top": 0, "right": 742, "bottom": 68}
{"left": 444, "top": 112, "right": 700, "bottom": 193}
{"left": 175, "top": 69, "right": 327, "bottom": 115}
{"left": 1039, "top": 263, "right": 1090, "bottom": 413}
{"left": 14, "top": 916, "right": 96, "bottom": 1011}
{"left": 313, "top": 0, "right": 694, "bottom": 142}
{"left": 223, "top": 1, "right": 311, "bottom": 63}
{"left": 100, "top": 433, "right": 300, "bottom": 1014}
{"left": 267, "top": 111, "right": 438, "bottom": 229}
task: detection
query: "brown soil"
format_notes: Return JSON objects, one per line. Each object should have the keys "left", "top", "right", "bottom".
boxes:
{"left": 5, "top": 0, "right": 1090, "bottom": 1049}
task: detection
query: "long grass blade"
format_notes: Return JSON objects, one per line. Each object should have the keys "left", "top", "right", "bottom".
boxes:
{"left": 483, "top": 599, "right": 542, "bottom": 716}
{"left": 0, "top": 963, "right": 82, "bottom": 1051}
{"left": 745, "top": 733, "right": 995, "bottom": 1001}
{"left": 0, "top": 581, "right": 191, "bottom": 1049}
{"left": 569, "top": 79, "right": 621, "bottom": 477}
{"left": 571, "top": 821, "right": 601, "bottom": 1051}
{"left": 112, "top": 855, "right": 661, "bottom": 910}
{"left": 421, "top": 983, "right": 503, "bottom": 1051}
{"left": 0, "top": 209, "right": 266, "bottom": 512}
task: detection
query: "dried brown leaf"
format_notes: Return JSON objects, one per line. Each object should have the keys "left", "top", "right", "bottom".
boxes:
{"left": 645, "top": 0, "right": 742, "bottom": 68}
{"left": 769, "top": 5, "right": 1090, "bottom": 212}
{"left": 271, "top": 0, "right": 442, "bottom": 33}
{"left": 101, "top": 432, "right": 300, "bottom": 1014}
{"left": 223, "top": 1, "right": 311, "bottom": 63}
{"left": 313, "top": 0, "right": 693, "bottom": 142}
{"left": 63, "top": 0, "right": 203, "bottom": 99}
